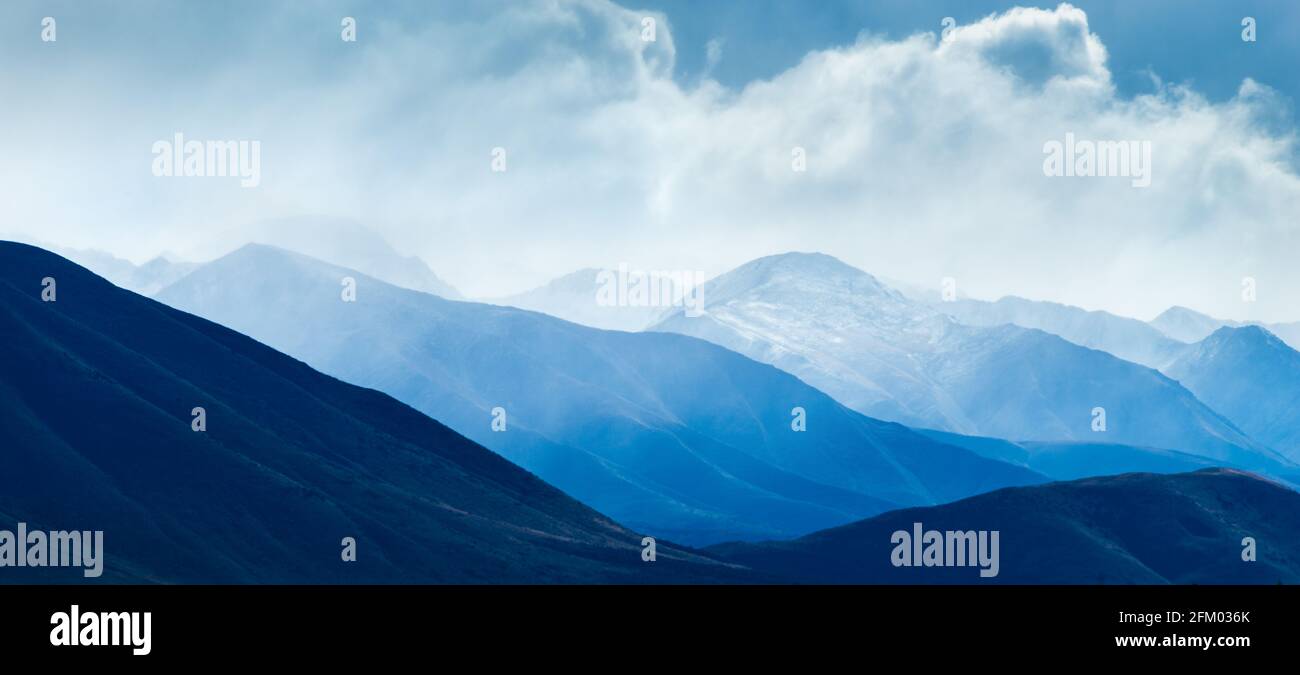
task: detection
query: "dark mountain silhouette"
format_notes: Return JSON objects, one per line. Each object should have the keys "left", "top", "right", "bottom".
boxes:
{"left": 709, "top": 469, "right": 1300, "bottom": 584}
{"left": 0, "top": 241, "right": 743, "bottom": 583}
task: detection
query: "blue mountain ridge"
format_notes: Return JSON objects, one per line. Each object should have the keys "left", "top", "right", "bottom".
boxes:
{"left": 1166, "top": 325, "right": 1300, "bottom": 462}
{"left": 6, "top": 241, "right": 1295, "bottom": 585}
{"left": 155, "top": 244, "right": 1047, "bottom": 545}
{"left": 709, "top": 468, "right": 1300, "bottom": 584}
{"left": 651, "top": 252, "right": 1291, "bottom": 474}
{"left": 0, "top": 241, "right": 746, "bottom": 582}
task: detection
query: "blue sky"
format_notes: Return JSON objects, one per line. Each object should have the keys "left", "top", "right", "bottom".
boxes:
{"left": 643, "top": 0, "right": 1300, "bottom": 106}
{"left": 11, "top": 1, "right": 1289, "bottom": 105}
{"left": 2, "top": 1, "right": 1298, "bottom": 322}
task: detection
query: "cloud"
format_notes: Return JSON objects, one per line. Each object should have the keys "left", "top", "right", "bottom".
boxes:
{"left": 939, "top": 3, "right": 1109, "bottom": 89}
{"left": 704, "top": 37, "right": 724, "bottom": 76}
{"left": 2, "top": 1, "right": 1298, "bottom": 322}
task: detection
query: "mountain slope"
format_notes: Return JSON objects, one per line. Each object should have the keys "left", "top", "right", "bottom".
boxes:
{"left": 709, "top": 469, "right": 1300, "bottom": 584}
{"left": 0, "top": 238, "right": 198, "bottom": 296}
{"left": 655, "top": 252, "right": 972, "bottom": 431}
{"left": 1149, "top": 305, "right": 1236, "bottom": 343}
{"left": 1166, "top": 326, "right": 1300, "bottom": 462}
{"left": 486, "top": 268, "right": 678, "bottom": 331}
{"left": 0, "top": 241, "right": 739, "bottom": 583}
{"left": 937, "top": 296, "right": 1187, "bottom": 368}
{"left": 237, "top": 217, "right": 462, "bottom": 299}
{"left": 922, "top": 323, "right": 1280, "bottom": 469}
{"left": 156, "top": 244, "right": 1045, "bottom": 545}
{"left": 1150, "top": 305, "right": 1300, "bottom": 351}
{"left": 916, "top": 429, "right": 1221, "bottom": 480}
{"left": 129, "top": 256, "right": 199, "bottom": 295}
{"left": 651, "top": 253, "right": 1285, "bottom": 472}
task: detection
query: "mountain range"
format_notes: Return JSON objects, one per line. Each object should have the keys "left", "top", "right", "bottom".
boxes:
{"left": 1166, "top": 326, "right": 1300, "bottom": 462}
{"left": 1150, "top": 305, "right": 1300, "bottom": 351}
{"left": 650, "top": 253, "right": 1288, "bottom": 473}
{"left": 7, "top": 239, "right": 1300, "bottom": 585}
{"left": 0, "top": 241, "right": 739, "bottom": 582}
{"left": 935, "top": 295, "right": 1187, "bottom": 369}
{"left": 916, "top": 297, "right": 1300, "bottom": 465}
{"left": 227, "top": 217, "right": 464, "bottom": 299}
{"left": 915, "top": 429, "right": 1223, "bottom": 481}
{"left": 485, "top": 267, "right": 674, "bottom": 332}
{"left": 710, "top": 469, "right": 1300, "bottom": 584}
{"left": 0, "top": 238, "right": 199, "bottom": 296}
{"left": 155, "top": 244, "right": 1045, "bottom": 545}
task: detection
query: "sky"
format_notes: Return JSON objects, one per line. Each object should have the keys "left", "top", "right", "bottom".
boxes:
{"left": 1, "top": 0, "right": 1299, "bottom": 322}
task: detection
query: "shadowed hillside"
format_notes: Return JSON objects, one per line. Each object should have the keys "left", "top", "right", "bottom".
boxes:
{"left": 709, "top": 469, "right": 1300, "bottom": 584}
{"left": 0, "top": 241, "right": 741, "bottom": 583}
